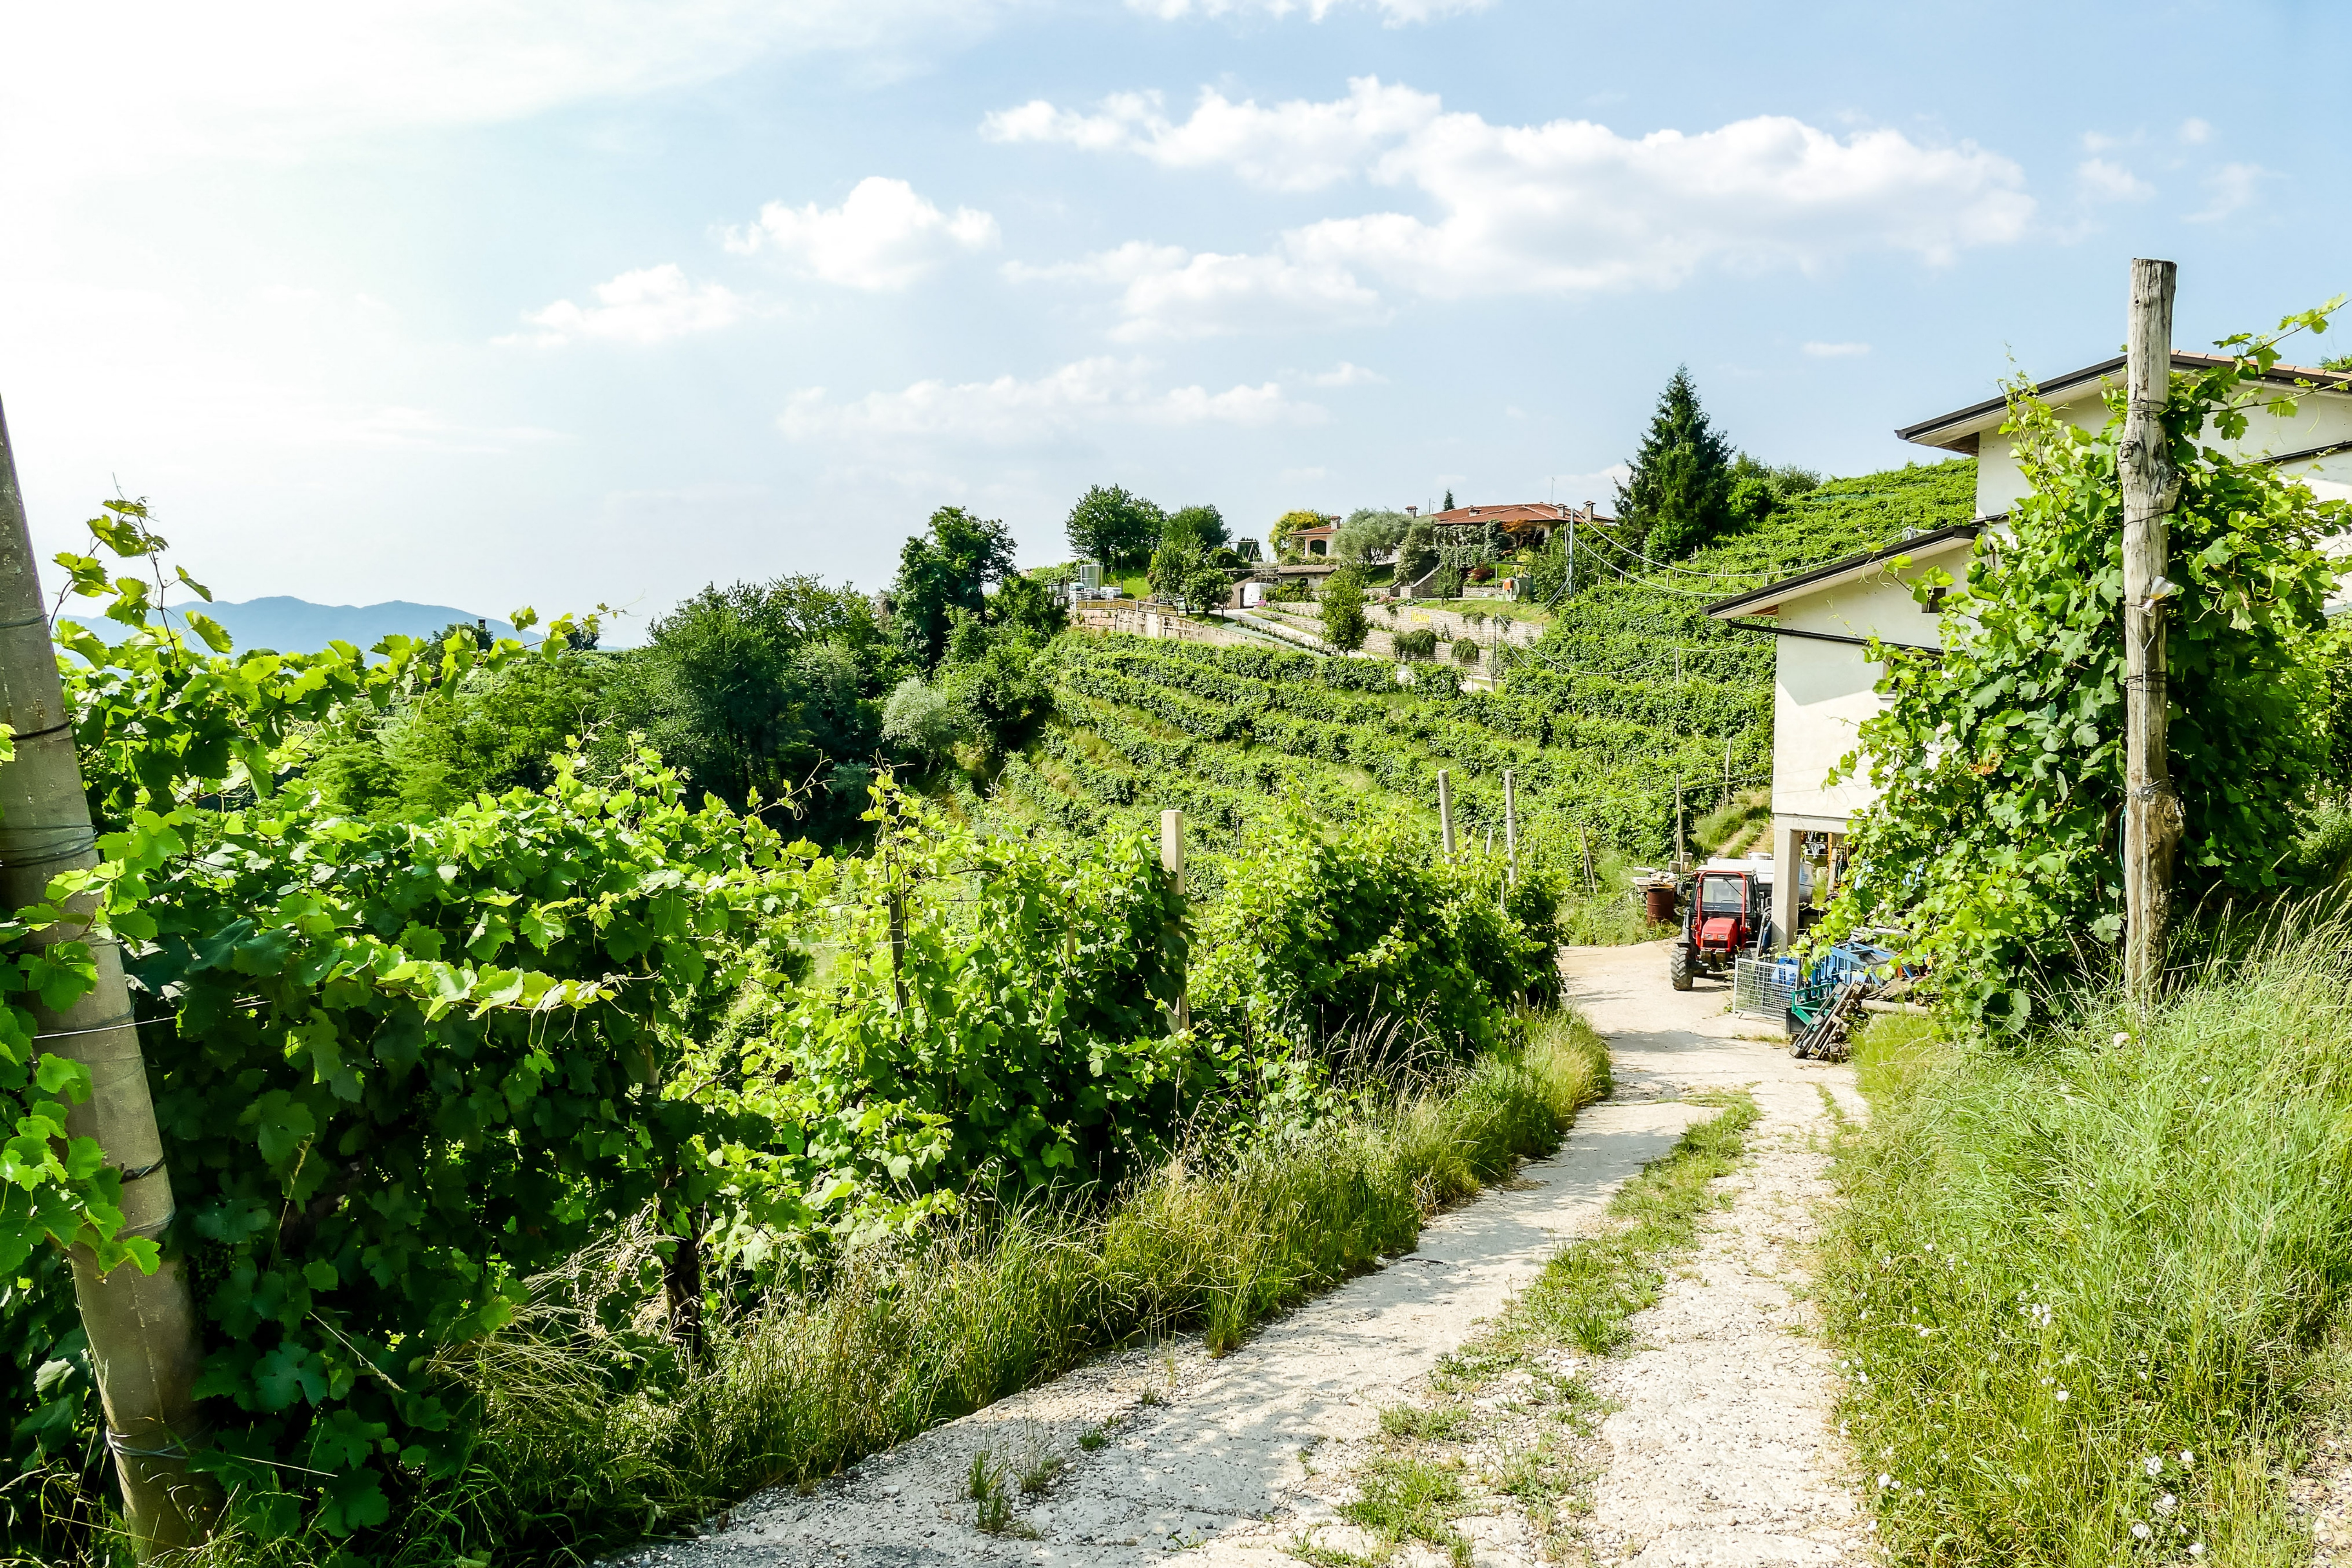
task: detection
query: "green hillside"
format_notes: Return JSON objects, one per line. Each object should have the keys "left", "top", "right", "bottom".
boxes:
{"left": 963, "top": 460, "right": 1976, "bottom": 893}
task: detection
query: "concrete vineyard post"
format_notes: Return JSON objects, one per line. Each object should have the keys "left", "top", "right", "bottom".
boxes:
{"left": 1674, "top": 785, "right": 1686, "bottom": 869}
{"left": 0, "top": 399, "right": 216, "bottom": 1553}
{"left": 1580, "top": 823, "right": 1595, "bottom": 896}
{"left": 1503, "top": 769, "right": 1519, "bottom": 886}
{"left": 1160, "top": 809, "right": 1189, "bottom": 1033}
{"left": 1437, "top": 769, "right": 1455, "bottom": 860}
{"left": 2120, "top": 257, "right": 2183, "bottom": 999}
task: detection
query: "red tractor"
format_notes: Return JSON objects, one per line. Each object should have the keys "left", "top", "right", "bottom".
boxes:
{"left": 1670, "top": 865, "right": 1768, "bottom": 990}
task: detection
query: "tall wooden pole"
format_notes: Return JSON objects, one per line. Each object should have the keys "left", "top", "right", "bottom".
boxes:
{"left": 1502, "top": 769, "right": 1519, "bottom": 886}
{"left": 2121, "top": 258, "right": 2183, "bottom": 998}
{"left": 1160, "top": 809, "right": 1189, "bottom": 1034}
{"left": 1437, "top": 770, "right": 1455, "bottom": 860}
{"left": 0, "top": 400, "right": 214, "bottom": 1552}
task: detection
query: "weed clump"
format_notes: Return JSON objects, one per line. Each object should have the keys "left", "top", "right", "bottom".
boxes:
{"left": 1824, "top": 937, "right": 2352, "bottom": 1561}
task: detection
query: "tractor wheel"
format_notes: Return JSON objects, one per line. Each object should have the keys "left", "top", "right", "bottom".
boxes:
{"left": 1670, "top": 943, "right": 1693, "bottom": 991}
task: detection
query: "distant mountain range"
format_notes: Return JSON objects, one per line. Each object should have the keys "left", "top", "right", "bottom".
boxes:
{"left": 69, "top": 597, "right": 517, "bottom": 653}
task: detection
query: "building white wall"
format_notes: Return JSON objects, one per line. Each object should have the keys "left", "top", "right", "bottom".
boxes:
{"left": 1974, "top": 385, "right": 2352, "bottom": 515}
{"left": 1769, "top": 546, "right": 1965, "bottom": 825}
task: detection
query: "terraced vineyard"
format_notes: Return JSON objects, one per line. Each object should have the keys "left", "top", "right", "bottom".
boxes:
{"left": 966, "top": 461, "right": 1976, "bottom": 892}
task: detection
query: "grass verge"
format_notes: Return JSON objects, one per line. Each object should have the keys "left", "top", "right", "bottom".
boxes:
{"left": 1821, "top": 937, "right": 2352, "bottom": 1564}
{"left": 191, "top": 1010, "right": 1612, "bottom": 1568}
{"left": 1306, "top": 1090, "right": 1759, "bottom": 1564}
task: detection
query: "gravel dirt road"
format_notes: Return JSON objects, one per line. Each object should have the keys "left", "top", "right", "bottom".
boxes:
{"left": 623, "top": 942, "right": 1867, "bottom": 1567}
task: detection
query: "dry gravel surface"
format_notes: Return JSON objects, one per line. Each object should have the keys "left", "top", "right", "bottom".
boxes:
{"left": 621, "top": 942, "right": 1870, "bottom": 1567}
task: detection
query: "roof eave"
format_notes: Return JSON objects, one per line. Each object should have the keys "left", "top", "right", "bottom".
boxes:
{"left": 1701, "top": 524, "right": 1983, "bottom": 620}
{"left": 1896, "top": 351, "right": 2352, "bottom": 451}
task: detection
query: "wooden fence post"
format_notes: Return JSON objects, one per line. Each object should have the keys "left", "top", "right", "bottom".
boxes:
{"left": 1437, "top": 770, "right": 1455, "bottom": 860}
{"left": 0, "top": 399, "right": 215, "bottom": 1553}
{"left": 2121, "top": 256, "right": 2183, "bottom": 999}
{"left": 1503, "top": 769, "right": 1519, "bottom": 886}
{"left": 1160, "top": 809, "right": 1189, "bottom": 1033}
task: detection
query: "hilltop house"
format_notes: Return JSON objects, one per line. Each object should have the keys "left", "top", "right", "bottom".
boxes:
{"left": 1286, "top": 521, "right": 1338, "bottom": 559}
{"left": 1702, "top": 348, "right": 2352, "bottom": 949}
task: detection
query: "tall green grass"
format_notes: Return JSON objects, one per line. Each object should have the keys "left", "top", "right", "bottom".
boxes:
{"left": 190, "top": 1012, "right": 1611, "bottom": 1568}
{"left": 1823, "top": 933, "right": 2352, "bottom": 1564}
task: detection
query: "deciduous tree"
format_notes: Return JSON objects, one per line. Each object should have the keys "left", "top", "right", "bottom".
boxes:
{"left": 1320, "top": 566, "right": 1370, "bottom": 652}
{"left": 1065, "top": 485, "right": 1164, "bottom": 570}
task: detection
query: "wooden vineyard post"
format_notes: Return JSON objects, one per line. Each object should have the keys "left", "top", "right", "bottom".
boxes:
{"left": 1437, "top": 769, "right": 1455, "bottom": 860}
{"left": 1160, "top": 809, "right": 1189, "bottom": 1034}
{"left": 1503, "top": 769, "right": 1519, "bottom": 886}
{"left": 0, "top": 399, "right": 215, "bottom": 1553}
{"left": 2120, "top": 257, "right": 2183, "bottom": 999}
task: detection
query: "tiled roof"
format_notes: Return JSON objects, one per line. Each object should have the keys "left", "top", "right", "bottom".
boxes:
{"left": 1426, "top": 501, "right": 1610, "bottom": 528}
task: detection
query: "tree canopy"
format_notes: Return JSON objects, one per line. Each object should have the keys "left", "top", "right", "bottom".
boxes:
{"left": 1333, "top": 508, "right": 1411, "bottom": 564}
{"left": 891, "top": 505, "right": 1018, "bottom": 670}
{"left": 1320, "top": 566, "right": 1369, "bottom": 652}
{"left": 1066, "top": 485, "right": 1165, "bottom": 570}
{"left": 1162, "top": 503, "right": 1229, "bottom": 554}
{"left": 599, "top": 576, "right": 896, "bottom": 832}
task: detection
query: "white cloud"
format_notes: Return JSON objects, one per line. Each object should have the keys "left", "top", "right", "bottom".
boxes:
{"left": 983, "top": 77, "right": 1443, "bottom": 192}
{"left": 501, "top": 265, "right": 746, "bottom": 347}
{"left": 1305, "top": 361, "right": 1388, "bottom": 385}
{"left": 2, "top": 2, "right": 1030, "bottom": 189}
{"left": 1009, "top": 243, "right": 1385, "bottom": 339}
{"left": 1000, "top": 83, "right": 2034, "bottom": 308}
{"left": 1802, "top": 341, "right": 1871, "bottom": 358}
{"left": 2187, "top": 162, "right": 2274, "bottom": 223}
{"left": 777, "top": 358, "right": 1324, "bottom": 447}
{"left": 1285, "top": 112, "right": 2033, "bottom": 295}
{"left": 725, "top": 177, "right": 998, "bottom": 290}
{"left": 2077, "top": 157, "right": 2153, "bottom": 202}
{"left": 1128, "top": 0, "right": 1488, "bottom": 21}
{"left": 2178, "top": 117, "right": 2214, "bottom": 145}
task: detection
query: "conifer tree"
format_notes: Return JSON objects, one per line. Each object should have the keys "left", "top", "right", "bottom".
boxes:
{"left": 1617, "top": 367, "right": 1735, "bottom": 561}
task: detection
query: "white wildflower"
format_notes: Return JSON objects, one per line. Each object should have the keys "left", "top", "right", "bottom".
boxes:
{"left": 2131, "top": 1522, "right": 2151, "bottom": 1540}
{"left": 2054, "top": 1388, "right": 2069, "bottom": 1402}
{"left": 1877, "top": 1472, "right": 1891, "bottom": 1488}
{"left": 2190, "top": 1543, "right": 2205, "bottom": 1557}
{"left": 2114, "top": 1032, "right": 2131, "bottom": 1047}
{"left": 2143, "top": 1454, "right": 2162, "bottom": 1477}
{"left": 1918, "top": 1326, "right": 1933, "bottom": 1338}
{"left": 2180, "top": 1450, "right": 2194, "bottom": 1468}
{"left": 2156, "top": 1492, "right": 2176, "bottom": 1514}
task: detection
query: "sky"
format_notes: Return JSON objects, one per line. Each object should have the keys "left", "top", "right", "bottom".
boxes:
{"left": 2, "top": 0, "right": 2344, "bottom": 639}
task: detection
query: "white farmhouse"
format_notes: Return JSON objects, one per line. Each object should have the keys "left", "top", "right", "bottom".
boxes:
{"left": 1708, "top": 349, "right": 2352, "bottom": 949}
{"left": 1702, "top": 526, "right": 1976, "bottom": 948}
{"left": 1897, "top": 349, "right": 2352, "bottom": 513}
